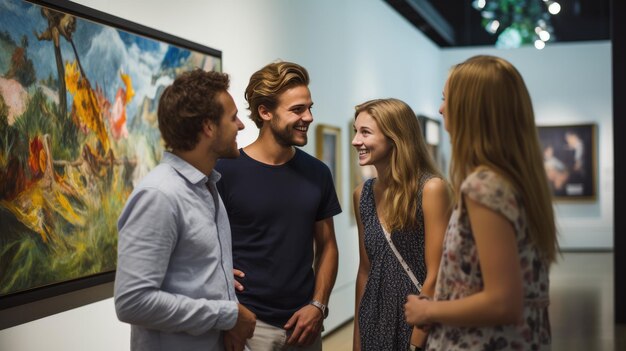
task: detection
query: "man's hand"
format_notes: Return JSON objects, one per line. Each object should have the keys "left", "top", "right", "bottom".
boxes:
{"left": 284, "top": 304, "right": 323, "bottom": 346}
{"left": 233, "top": 269, "right": 245, "bottom": 292}
{"left": 224, "top": 304, "right": 256, "bottom": 351}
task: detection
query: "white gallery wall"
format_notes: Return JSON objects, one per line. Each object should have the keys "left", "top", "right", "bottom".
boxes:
{"left": 0, "top": 0, "right": 612, "bottom": 350}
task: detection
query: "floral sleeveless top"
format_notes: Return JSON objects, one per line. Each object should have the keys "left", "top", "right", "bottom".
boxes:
{"left": 425, "top": 168, "right": 551, "bottom": 351}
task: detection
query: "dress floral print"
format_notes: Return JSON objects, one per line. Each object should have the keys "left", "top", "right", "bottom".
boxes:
{"left": 425, "top": 168, "right": 551, "bottom": 351}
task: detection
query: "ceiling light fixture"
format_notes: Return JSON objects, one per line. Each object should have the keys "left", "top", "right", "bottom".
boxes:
{"left": 472, "top": 0, "right": 561, "bottom": 49}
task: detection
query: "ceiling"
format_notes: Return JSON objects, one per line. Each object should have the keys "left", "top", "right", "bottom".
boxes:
{"left": 384, "top": 0, "right": 611, "bottom": 47}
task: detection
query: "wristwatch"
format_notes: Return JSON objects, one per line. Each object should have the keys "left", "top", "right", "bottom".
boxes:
{"left": 309, "top": 300, "right": 329, "bottom": 319}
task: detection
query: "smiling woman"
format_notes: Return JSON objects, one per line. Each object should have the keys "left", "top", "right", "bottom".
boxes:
{"left": 351, "top": 98, "right": 451, "bottom": 350}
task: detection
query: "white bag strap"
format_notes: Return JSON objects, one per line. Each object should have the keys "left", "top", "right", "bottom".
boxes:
{"left": 382, "top": 226, "right": 422, "bottom": 293}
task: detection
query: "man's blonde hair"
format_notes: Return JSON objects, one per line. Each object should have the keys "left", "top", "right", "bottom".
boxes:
{"left": 245, "top": 61, "right": 309, "bottom": 128}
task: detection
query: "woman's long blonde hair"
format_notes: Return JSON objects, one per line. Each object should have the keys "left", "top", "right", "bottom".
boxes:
{"left": 355, "top": 98, "right": 444, "bottom": 232}
{"left": 446, "top": 55, "right": 558, "bottom": 263}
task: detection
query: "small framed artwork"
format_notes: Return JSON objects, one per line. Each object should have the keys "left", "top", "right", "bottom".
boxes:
{"left": 316, "top": 124, "right": 342, "bottom": 204}
{"left": 417, "top": 115, "right": 445, "bottom": 172}
{"left": 0, "top": 0, "right": 222, "bottom": 322}
{"left": 537, "top": 124, "right": 597, "bottom": 201}
{"left": 348, "top": 123, "right": 377, "bottom": 222}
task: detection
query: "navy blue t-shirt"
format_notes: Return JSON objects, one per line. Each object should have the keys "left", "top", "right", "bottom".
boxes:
{"left": 215, "top": 148, "right": 341, "bottom": 327}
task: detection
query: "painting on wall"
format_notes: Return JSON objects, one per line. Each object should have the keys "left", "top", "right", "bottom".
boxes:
{"left": 417, "top": 115, "right": 445, "bottom": 173}
{"left": 537, "top": 124, "right": 596, "bottom": 201}
{"left": 348, "top": 122, "right": 377, "bottom": 223}
{"left": 315, "top": 124, "right": 342, "bottom": 204}
{"left": 0, "top": 0, "right": 222, "bottom": 310}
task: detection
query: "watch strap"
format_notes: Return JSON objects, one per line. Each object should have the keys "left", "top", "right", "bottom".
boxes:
{"left": 309, "top": 300, "right": 328, "bottom": 318}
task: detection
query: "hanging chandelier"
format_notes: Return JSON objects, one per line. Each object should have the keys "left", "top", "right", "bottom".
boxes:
{"left": 472, "top": 0, "right": 562, "bottom": 49}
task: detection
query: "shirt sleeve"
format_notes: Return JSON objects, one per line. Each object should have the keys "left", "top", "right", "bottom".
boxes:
{"left": 114, "top": 187, "right": 238, "bottom": 335}
{"left": 460, "top": 169, "right": 520, "bottom": 225}
{"left": 316, "top": 163, "right": 342, "bottom": 221}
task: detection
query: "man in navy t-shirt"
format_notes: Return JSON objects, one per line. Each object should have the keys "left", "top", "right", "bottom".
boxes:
{"left": 216, "top": 61, "right": 341, "bottom": 350}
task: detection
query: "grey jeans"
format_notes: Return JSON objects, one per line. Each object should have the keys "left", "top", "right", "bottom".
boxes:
{"left": 246, "top": 319, "right": 323, "bottom": 351}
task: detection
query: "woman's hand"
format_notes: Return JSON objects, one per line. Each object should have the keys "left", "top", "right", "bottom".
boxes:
{"left": 405, "top": 294, "right": 432, "bottom": 329}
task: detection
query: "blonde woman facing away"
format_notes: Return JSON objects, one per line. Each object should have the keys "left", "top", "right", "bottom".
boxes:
{"left": 352, "top": 98, "right": 452, "bottom": 351}
{"left": 404, "top": 55, "right": 558, "bottom": 350}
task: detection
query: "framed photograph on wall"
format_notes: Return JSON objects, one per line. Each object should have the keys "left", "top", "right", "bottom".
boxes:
{"left": 417, "top": 115, "right": 445, "bottom": 173}
{"left": 537, "top": 124, "right": 596, "bottom": 201}
{"left": 315, "top": 124, "right": 342, "bottom": 204}
{"left": 0, "top": 0, "right": 222, "bottom": 317}
{"left": 348, "top": 122, "right": 377, "bottom": 223}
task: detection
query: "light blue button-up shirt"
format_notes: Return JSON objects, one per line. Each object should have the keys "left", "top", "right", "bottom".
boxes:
{"left": 114, "top": 152, "right": 238, "bottom": 351}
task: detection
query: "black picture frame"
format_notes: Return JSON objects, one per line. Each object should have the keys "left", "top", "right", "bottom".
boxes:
{"left": 0, "top": 0, "right": 222, "bottom": 324}
{"left": 537, "top": 124, "right": 597, "bottom": 201}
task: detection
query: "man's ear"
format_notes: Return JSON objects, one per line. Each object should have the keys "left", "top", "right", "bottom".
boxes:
{"left": 202, "top": 119, "right": 216, "bottom": 137}
{"left": 258, "top": 105, "right": 273, "bottom": 122}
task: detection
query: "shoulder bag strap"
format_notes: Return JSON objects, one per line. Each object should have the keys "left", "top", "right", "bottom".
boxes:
{"left": 382, "top": 226, "right": 422, "bottom": 293}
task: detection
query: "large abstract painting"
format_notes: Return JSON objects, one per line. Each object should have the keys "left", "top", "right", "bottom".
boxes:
{"left": 0, "top": 0, "right": 221, "bottom": 310}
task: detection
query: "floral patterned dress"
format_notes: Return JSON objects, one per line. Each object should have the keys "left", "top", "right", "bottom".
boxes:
{"left": 425, "top": 168, "right": 551, "bottom": 351}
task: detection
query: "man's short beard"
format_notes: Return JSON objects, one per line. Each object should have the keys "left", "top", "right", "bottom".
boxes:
{"left": 270, "top": 119, "right": 307, "bottom": 147}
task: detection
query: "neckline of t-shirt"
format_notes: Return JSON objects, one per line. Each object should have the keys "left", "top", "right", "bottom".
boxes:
{"left": 240, "top": 148, "right": 298, "bottom": 168}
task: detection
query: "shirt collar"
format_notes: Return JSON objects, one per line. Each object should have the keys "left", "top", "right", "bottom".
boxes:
{"left": 161, "top": 151, "right": 221, "bottom": 185}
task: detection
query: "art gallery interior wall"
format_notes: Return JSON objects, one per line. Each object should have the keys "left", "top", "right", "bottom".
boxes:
{"left": 0, "top": 0, "right": 612, "bottom": 350}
